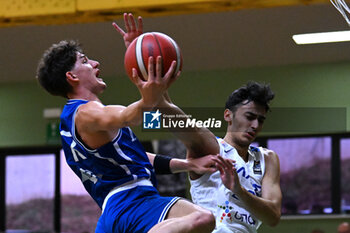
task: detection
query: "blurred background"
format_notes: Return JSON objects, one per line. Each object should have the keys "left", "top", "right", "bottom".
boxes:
{"left": 0, "top": 0, "right": 350, "bottom": 232}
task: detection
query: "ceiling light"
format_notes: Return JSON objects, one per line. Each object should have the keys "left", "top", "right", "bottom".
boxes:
{"left": 293, "top": 30, "right": 350, "bottom": 44}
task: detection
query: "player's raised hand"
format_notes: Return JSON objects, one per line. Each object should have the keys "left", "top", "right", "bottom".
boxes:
{"left": 152, "top": 55, "right": 180, "bottom": 88}
{"left": 112, "top": 13, "right": 143, "bottom": 48}
{"left": 216, "top": 155, "right": 241, "bottom": 193}
{"left": 187, "top": 154, "right": 225, "bottom": 175}
{"left": 129, "top": 56, "right": 178, "bottom": 107}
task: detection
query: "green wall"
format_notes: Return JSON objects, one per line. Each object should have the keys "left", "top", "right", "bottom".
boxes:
{"left": 0, "top": 81, "right": 65, "bottom": 147}
{"left": 1, "top": 61, "right": 349, "bottom": 147}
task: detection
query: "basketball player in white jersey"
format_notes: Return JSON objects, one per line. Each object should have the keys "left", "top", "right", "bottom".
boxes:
{"left": 158, "top": 81, "right": 282, "bottom": 233}
{"left": 189, "top": 82, "right": 281, "bottom": 233}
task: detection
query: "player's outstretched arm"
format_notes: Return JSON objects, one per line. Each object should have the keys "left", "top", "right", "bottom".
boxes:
{"left": 216, "top": 150, "right": 282, "bottom": 226}
{"left": 158, "top": 99, "right": 220, "bottom": 158}
{"left": 113, "top": 13, "right": 143, "bottom": 48}
{"left": 147, "top": 152, "right": 221, "bottom": 175}
{"left": 156, "top": 96, "right": 220, "bottom": 179}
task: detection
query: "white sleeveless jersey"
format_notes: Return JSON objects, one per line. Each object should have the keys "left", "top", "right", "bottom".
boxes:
{"left": 190, "top": 138, "right": 266, "bottom": 233}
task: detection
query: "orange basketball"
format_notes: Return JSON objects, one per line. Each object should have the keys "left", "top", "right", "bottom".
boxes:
{"left": 124, "top": 32, "right": 182, "bottom": 81}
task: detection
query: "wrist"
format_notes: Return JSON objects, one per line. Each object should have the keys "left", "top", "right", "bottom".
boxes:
{"left": 156, "top": 97, "right": 166, "bottom": 108}
{"left": 140, "top": 98, "right": 157, "bottom": 110}
{"left": 234, "top": 185, "right": 245, "bottom": 198}
{"left": 154, "top": 154, "right": 173, "bottom": 174}
{"left": 181, "top": 159, "right": 192, "bottom": 172}
{"left": 157, "top": 97, "right": 171, "bottom": 108}
{"left": 169, "top": 158, "right": 190, "bottom": 173}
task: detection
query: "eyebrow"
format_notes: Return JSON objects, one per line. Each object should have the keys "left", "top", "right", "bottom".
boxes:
{"left": 246, "top": 111, "right": 266, "bottom": 120}
{"left": 78, "top": 54, "right": 87, "bottom": 60}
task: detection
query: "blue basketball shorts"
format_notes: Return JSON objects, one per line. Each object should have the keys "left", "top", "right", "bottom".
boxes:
{"left": 95, "top": 184, "right": 180, "bottom": 233}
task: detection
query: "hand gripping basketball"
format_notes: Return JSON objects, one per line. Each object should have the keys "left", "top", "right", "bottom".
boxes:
{"left": 124, "top": 32, "right": 182, "bottom": 81}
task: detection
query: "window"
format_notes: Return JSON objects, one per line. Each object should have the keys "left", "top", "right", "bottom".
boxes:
{"left": 340, "top": 138, "right": 350, "bottom": 214}
{"left": 60, "top": 150, "right": 100, "bottom": 232}
{"left": 6, "top": 154, "right": 55, "bottom": 231}
{"left": 268, "top": 137, "right": 332, "bottom": 214}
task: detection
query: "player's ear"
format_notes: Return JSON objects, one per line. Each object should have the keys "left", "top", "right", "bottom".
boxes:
{"left": 66, "top": 72, "right": 79, "bottom": 86}
{"left": 224, "top": 109, "right": 233, "bottom": 123}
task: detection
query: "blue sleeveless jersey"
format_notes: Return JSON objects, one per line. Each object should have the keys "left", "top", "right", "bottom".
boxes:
{"left": 60, "top": 99, "right": 157, "bottom": 208}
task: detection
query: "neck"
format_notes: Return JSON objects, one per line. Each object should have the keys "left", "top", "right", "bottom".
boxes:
{"left": 67, "top": 91, "right": 100, "bottom": 102}
{"left": 223, "top": 133, "right": 249, "bottom": 161}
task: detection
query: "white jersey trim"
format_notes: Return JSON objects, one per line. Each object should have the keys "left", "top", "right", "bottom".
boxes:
{"left": 60, "top": 130, "right": 72, "bottom": 137}
{"left": 158, "top": 197, "right": 181, "bottom": 223}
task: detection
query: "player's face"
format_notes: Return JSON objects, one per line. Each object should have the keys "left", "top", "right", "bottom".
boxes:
{"left": 70, "top": 52, "right": 106, "bottom": 94}
{"left": 226, "top": 101, "right": 266, "bottom": 147}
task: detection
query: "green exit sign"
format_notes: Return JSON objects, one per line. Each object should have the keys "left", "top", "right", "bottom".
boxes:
{"left": 46, "top": 121, "right": 60, "bottom": 144}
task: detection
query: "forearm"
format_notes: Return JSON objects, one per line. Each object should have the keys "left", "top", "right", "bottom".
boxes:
{"left": 163, "top": 91, "right": 173, "bottom": 104}
{"left": 148, "top": 153, "right": 188, "bottom": 174}
{"left": 235, "top": 188, "right": 281, "bottom": 226}
{"left": 157, "top": 100, "right": 219, "bottom": 157}
{"left": 170, "top": 158, "right": 192, "bottom": 173}
{"left": 147, "top": 152, "right": 217, "bottom": 175}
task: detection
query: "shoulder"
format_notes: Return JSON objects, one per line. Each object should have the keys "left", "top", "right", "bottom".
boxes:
{"left": 78, "top": 101, "right": 103, "bottom": 112}
{"left": 260, "top": 147, "right": 280, "bottom": 169}
{"left": 260, "top": 147, "right": 278, "bottom": 158}
{"left": 74, "top": 101, "right": 102, "bottom": 121}
{"left": 77, "top": 101, "right": 125, "bottom": 119}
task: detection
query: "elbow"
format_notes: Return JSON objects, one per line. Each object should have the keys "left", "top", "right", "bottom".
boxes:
{"left": 104, "top": 116, "right": 141, "bottom": 129}
{"left": 266, "top": 211, "right": 281, "bottom": 227}
{"left": 268, "top": 218, "right": 280, "bottom": 227}
{"left": 122, "top": 119, "right": 141, "bottom": 128}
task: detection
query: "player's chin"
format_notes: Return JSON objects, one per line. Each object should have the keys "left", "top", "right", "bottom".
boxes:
{"left": 241, "top": 134, "right": 255, "bottom": 145}
{"left": 97, "top": 77, "right": 105, "bottom": 83}
{"left": 96, "top": 82, "right": 107, "bottom": 93}
{"left": 97, "top": 79, "right": 106, "bottom": 87}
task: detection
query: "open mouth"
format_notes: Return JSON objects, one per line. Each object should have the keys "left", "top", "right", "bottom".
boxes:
{"left": 95, "top": 69, "right": 100, "bottom": 77}
{"left": 95, "top": 69, "right": 104, "bottom": 82}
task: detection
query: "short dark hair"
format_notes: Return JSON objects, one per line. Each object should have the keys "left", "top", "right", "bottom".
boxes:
{"left": 225, "top": 81, "right": 275, "bottom": 112}
{"left": 36, "top": 40, "right": 82, "bottom": 98}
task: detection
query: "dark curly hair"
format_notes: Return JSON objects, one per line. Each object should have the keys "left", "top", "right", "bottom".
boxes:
{"left": 225, "top": 81, "right": 275, "bottom": 113}
{"left": 36, "top": 40, "right": 82, "bottom": 98}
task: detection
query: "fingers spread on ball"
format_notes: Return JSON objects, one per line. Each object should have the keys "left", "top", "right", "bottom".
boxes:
{"left": 124, "top": 32, "right": 182, "bottom": 83}
{"left": 156, "top": 56, "right": 163, "bottom": 79}
{"left": 147, "top": 56, "right": 155, "bottom": 80}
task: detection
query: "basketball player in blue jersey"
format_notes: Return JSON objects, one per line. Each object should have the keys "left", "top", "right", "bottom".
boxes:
{"left": 112, "top": 14, "right": 282, "bottom": 233}
{"left": 36, "top": 14, "right": 218, "bottom": 233}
